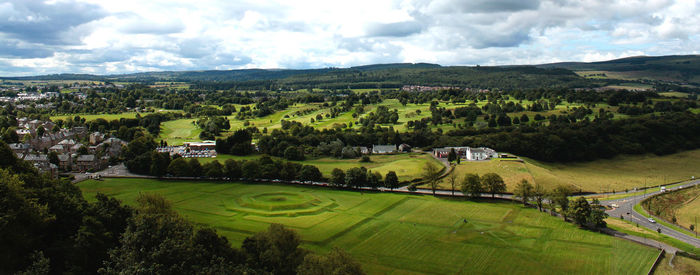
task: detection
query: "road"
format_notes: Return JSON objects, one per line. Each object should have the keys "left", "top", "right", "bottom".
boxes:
{"left": 599, "top": 179, "right": 700, "bottom": 248}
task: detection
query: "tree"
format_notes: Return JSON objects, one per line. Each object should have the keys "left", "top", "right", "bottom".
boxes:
{"left": 224, "top": 159, "right": 241, "bottom": 179}
{"left": 520, "top": 114, "right": 529, "bottom": 123}
{"left": 447, "top": 170, "right": 458, "bottom": 195}
{"left": 242, "top": 224, "right": 307, "bottom": 274}
{"left": 345, "top": 167, "right": 367, "bottom": 188}
{"left": 447, "top": 149, "right": 457, "bottom": 162}
{"left": 36, "top": 126, "right": 45, "bottom": 138}
{"left": 588, "top": 199, "right": 607, "bottom": 228}
{"left": 532, "top": 183, "right": 546, "bottom": 211}
{"left": 331, "top": 168, "right": 345, "bottom": 187}
{"left": 297, "top": 247, "right": 365, "bottom": 275}
{"left": 203, "top": 160, "right": 224, "bottom": 178}
{"left": 567, "top": 197, "right": 591, "bottom": 227}
{"left": 241, "top": 161, "right": 260, "bottom": 179}
{"left": 48, "top": 151, "right": 59, "bottom": 166}
{"left": 384, "top": 171, "right": 399, "bottom": 191}
{"left": 299, "top": 165, "right": 322, "bottom": 182}
{"left": 100, "top": 193, "right": 245, "bottom": 274}
{"left": 513, "top": 179, "right": 534, "bottom": 206}
{"left": 461, "top": 173, "right": 482, "bottom": 199}
{"left": 149, "top": 151, "right": 170, "bottom": 177}
{"left": 481, "top": 173, "right": 505, "bottom": 198}
{"left": 167, "top": 158, "right": 191, "bottom": 177}
{"left": 283, "top": 146, "right": 305, "bottom": 161}
{"left": 422, "top": 162, "right": 442, "bottom": 196}
{"left": 189, "top": 158, "right": 203, "bottom": 177}
{"left": 367, "top": 171, "right": 382, "bottom": 189}
{"left": 550, "top": 185, "right": 572, "bottom": 217}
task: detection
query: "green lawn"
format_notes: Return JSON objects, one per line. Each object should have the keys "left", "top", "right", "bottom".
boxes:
{"left": 79, "top": 178, "right": 659, "bottom": 274}
{"left": 159, "top": 118, "right": 202, "bottom": 145}
{"left": 51, "top": 112, "right": 139, "bottom": 122}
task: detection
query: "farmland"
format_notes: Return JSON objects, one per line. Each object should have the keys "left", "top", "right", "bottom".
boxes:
{"left": 440, "top": 149, "right": 700, "bottom": 192}
{"left": 79, "top": 178, "right": 659, "bottom": 274}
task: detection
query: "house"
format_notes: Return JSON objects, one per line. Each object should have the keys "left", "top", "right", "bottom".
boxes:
{"left": 8, "top": 143, "right": 30, "bottom": 155}
{"left": 96, "top": 138, "right": 125, "bottom": 157}
{"left": 353, "top": 146, "right": 370, "bottom": 155}
{"left": 49, "top": 144, "right": 65, "bottom": 153}
{"left": 89, "top": 132, "right": 105, "bottom": 145}
{"left": 184, "top": 141, "right": 216, "bottom": 151}
{"left": 70, "top": 143, "right": 84, "bottom": 154}
{"left": 57, "top": 154, "right": 72, "bottom": 171}
{"left": 372, "top": 145, "right": 397, "bottom": 154}
{"left": 465, "top": 147, "right": 498, "bottom": 161}
{"left": 76, "top": 154, "right": 98, "bottom": 172}
{"left": 398, "top": 143, "right": 412, "bottom": 152}
{"left": 433, "top": 146, "right": 498, "bottom": 161}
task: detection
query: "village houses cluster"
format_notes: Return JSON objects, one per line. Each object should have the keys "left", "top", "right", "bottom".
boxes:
{"left": 8, "top": 118, "right": 127, "bottom": 178}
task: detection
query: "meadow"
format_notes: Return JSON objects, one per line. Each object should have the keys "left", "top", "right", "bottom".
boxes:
{"left": 441, "top": 150, "right": 700, "bottom": 192}
{"left": 79, "top": 178, "right": 659, "bottom": 274}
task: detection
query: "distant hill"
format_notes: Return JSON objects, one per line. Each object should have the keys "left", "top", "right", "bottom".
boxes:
{"left": 537, "top": 55, "right": 700, "bottom": 84}
{"left": 4, "top": 55, "right": 698, "bottom": 89}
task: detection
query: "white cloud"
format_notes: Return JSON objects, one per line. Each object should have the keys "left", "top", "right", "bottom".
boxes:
{"left": 0, "top": 0, "right": 698, "bottom": 76}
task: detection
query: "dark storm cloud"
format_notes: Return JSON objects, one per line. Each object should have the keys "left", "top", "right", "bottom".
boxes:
{"left": 0, "top": 39, "right": 53, "bottom": 58}
{"left": 0, "top": 0, "right": 108, "bottom": 45}
{"left": 457, "top": 0, "right": 540, "bottom": 13}
{"left": 365, "top": 21, "right": 425, "bottom": 37}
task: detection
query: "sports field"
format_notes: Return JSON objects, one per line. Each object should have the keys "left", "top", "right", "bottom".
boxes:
{"left": 79, "top": 178, "right": 658, "bottom": 274}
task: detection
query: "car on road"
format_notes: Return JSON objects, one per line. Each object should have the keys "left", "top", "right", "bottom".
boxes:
{"left": 648, "top": 218, "right": 656, "bottom": 223}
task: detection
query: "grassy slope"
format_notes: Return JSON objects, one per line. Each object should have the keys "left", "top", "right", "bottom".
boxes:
{"left": 439, "top": 149, "right": 700, "bottom": 192}
{"left": 159, "top": 118, "right": 202, "bottom": 145}
{"left": 79, "top": 178, "right": 658, "bottom": 275}
{"left": 653, "top": 254, "right": 700, "bottom": 275}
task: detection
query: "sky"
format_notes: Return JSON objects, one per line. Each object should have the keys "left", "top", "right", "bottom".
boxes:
{"left": 0, "top": 0, "right": 698, "bottom": 76}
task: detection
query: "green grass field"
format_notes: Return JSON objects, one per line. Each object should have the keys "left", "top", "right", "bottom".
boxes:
{"left": 200, "top": 153, "right": 443, "bottom": 183}
{"left": 440, "top": 150, "right": 700, "bottom": 192}
{"left": 51, "top": 112, "right": 139, "bottom": 122}
{"left": 159, "top": 118, "right": 202, "bottom": 145}
{"left": 79, "top": 178, "right": 659, "bottom": 274}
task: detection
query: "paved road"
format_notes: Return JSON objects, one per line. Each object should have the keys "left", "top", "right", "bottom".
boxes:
{"left": 600, "top": 179, "right": 700, "bottom": 249}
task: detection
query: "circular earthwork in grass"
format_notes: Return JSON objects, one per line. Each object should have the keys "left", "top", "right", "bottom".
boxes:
{"left": 228, "top": 191, "right": 336, "bottom": 216}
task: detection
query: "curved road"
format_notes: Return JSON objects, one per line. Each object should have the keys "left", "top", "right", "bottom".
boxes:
{"left": 599, "top": 179, "right": 700, "bottom": 249}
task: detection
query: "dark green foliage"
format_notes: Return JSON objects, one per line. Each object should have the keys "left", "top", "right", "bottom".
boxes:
{"left": 331, "top": 168, "right": 345, "bottom": 187}
{"left": 99, "top": 193, "right": 245, "bottom": 274}
{"left": 284, "top": 146, "right": 305, "bottom": 161}
{"left": 481, "top": 173, "right": 505, "bottom": 198}
{"left": 345, "top": 167, "right": 368, "bottom": 188}
{"left": 383, "top": 171, "right": 399, "bottom": 190}
{"left": 297, "top": 247, "right": 365, "bottom": 275}
{"left": 224, "top": 159, "right": 242, "bottom": 179}
{"left": 167, "top": 158, "right": 192, "bottom": 177}
{"left": 299, "top": 165, "right": 322, "bottom": 182}
{"left": 461, "top": 173, "right": 482, "bottom": 199}
{"left": 203, "top": 160, "right": 224, "bottom": 178}
{"left": 216, "top": 129, "right": 253, "bottom": 155}
{"left": 242, "top": 223, "right": 307, "bottom": 275}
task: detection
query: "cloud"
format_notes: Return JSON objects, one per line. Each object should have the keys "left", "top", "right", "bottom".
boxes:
{"left": 0, "top": 0, "right": 107, "bottom": 45}
{"left": 365, "top": 21, "right": 425, "bottom": 37}
{"left": 0, "top": 0, "right": 699, "bottom": 76}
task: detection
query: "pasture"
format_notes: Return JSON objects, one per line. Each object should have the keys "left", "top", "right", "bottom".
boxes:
{"left": 51, "top": 112, "right": 139, "bottom": 122}
{"left": 79, "top": 178, "right": 658, "bottom": 274}
{"left": 441, "top": 150, "right": 700, "bottom": 192}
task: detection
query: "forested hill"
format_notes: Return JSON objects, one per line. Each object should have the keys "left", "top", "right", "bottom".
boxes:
{"left": 537, "top": 55, "right": 700, "bottom": 84}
